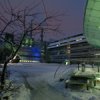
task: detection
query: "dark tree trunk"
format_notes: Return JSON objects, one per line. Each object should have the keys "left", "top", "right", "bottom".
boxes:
{"left": 1, "top": 60, "right": 9, "bottom": 89}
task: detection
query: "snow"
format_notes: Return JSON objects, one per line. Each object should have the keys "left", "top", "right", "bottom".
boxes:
{"left": 6, "top": 63, "right": 100, "bottom": 100}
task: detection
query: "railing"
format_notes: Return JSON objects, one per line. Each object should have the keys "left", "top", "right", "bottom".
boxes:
{"left": 70, "top": 58, "right": 100, "bottom": 64}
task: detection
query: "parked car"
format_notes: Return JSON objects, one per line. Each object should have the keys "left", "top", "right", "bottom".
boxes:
{"left": 11, "top": 55, "right": 20, "bottom": 63}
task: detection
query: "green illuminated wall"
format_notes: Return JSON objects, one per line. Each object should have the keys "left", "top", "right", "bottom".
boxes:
{"left": 84, "top": 0, "right": 100, "bottom": 47}
{"left": 22, "top": 36, "right": 34, "bottom": 46}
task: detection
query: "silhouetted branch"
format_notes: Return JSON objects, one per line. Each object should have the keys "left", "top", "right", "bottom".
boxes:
{"left": 0, "top": 0, "right": 63, "bottom": 91}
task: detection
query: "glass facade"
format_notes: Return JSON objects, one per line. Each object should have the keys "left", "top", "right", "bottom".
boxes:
{"left": 18, "top": 35, "right": 41, "bottom": 62}
{"left": 84, "top": 0, "right": 100, "bottom": 47}
{"left": 19, "top": 46, "right": 41, "bottom": 62}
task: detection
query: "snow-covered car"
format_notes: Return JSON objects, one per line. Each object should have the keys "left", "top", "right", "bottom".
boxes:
{"left": 11, "top": 55, "right": 20, "bottom": 63}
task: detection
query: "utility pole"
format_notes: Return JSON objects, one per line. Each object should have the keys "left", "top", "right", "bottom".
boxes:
{"left": 40, "top": 28, "right": 44, "bottom": 43}
{"left": 40, "top": 28, "right": 44, "bottom": 62}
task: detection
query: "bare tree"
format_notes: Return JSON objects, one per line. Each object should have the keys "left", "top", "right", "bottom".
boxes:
{"left": 0, "top": 0, "right": 62, "bottom": 91}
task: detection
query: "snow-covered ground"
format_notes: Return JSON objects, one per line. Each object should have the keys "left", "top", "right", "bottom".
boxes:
{"left": 7, "top": 62, "right": 100, "bottom": 100}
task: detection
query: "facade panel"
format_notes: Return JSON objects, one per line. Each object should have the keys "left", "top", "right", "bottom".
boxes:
{"left": 47, "top": 34, "right": 100, "bottom": 64}
{"left": 84, "top": 0, "right": 100, "bottom": 47}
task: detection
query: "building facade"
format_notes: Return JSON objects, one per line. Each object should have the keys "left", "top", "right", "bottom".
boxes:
{"left": 18, "top": 35, "right": 48, "bottom": 62}
{"left": 18, "top": 36, "right": 41, "bottom": 62}
{"left": 47, "top": 33, "right": 100, "bottom": 64}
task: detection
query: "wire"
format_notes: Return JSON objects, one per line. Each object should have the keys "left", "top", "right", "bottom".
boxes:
{"left": 41, "top": 0, "right": 48, "bottom": 25}
{"left": 41, "top": 0, "right": 48, "bottom": 18}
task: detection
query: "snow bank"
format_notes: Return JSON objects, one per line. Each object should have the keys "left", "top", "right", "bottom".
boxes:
{"left": 8, "top": 63, "right": 100, "bottom": 100}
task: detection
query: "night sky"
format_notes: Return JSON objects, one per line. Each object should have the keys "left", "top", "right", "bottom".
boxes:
{"left": 0, "top": 0, "right": 87, "bottom": 41}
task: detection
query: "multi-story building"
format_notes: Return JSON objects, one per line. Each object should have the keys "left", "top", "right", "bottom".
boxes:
{"left": 18, "top": 36, "right": 41, "bottom": 62}
{"left": 18, "top": 35, "right": 48, "bottom": 62}
{"left": 47, "top": 33, "right": 100, "bottom": 64}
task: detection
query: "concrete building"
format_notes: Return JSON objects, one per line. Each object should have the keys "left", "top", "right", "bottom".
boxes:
{"left": 47, "top": 33, "right": 100, "bottom": 64}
